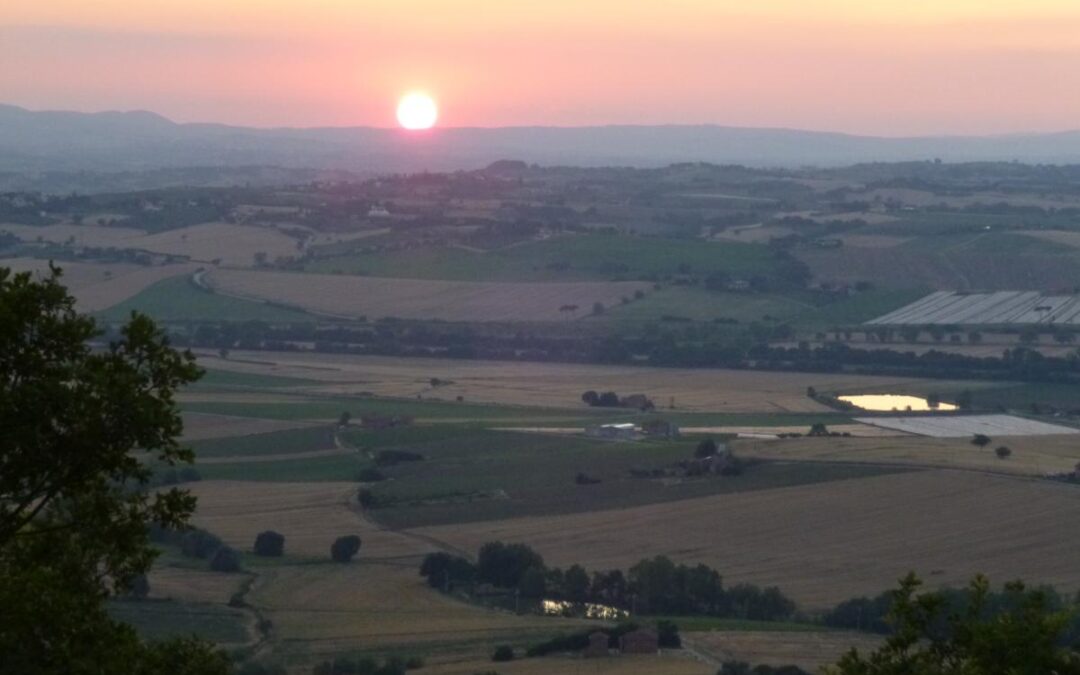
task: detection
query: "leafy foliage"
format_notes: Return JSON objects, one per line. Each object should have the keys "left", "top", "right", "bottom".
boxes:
{"left": 825, "top": 573, "right": 1080, "bottom": 674}
{"left": 0, "top": 266, "right": 224, "bottom": 673}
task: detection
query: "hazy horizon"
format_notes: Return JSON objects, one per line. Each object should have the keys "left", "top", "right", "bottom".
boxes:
{"left": 5, "top": 1, "right": 1080, "bottom": 135}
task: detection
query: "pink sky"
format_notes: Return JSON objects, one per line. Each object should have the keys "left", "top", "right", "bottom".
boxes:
{"left": 3, "top": 1, "right": 1080, "bottom": 134}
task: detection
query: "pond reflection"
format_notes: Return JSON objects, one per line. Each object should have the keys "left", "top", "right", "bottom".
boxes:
{"left": 839, "top": 394, "right": 957, "bottom": 412}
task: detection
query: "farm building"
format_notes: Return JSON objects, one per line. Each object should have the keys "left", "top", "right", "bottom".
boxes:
{"left": 586, "top": 423, "right": 637, "bottom": 440}
{"left": 641, "top": 419, "right": 680, "bottom": 438}
{"left": 619, "top": 628, "right": 659, "bottom": 654}
{"left": 583, "top": 631, "right": 610, "bottom": 658}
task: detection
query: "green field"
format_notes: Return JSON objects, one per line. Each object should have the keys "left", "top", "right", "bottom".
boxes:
{"left": 194, "top": 368, "right": 320, "bottom": 389}
{"left": 305, "top": 233, "right": 784, "bottom": 282}
{"left": 351, "top": 429, "right": 909, "bottom": 529}
{"left": 195, "top": 451, "right": 367, "bottom": 482}
{"left": 97, "top": 275, "right": 317, "bottom": 323}
{"left": 107, "top": 600, "right": 249, "bottom": 644}
{"left": 190, "top": 425, "right": 337, "bottom": 459}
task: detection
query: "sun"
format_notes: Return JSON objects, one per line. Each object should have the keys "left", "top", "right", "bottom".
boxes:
{"left": 397, "top": 92, "right": 438, "bottom": 130}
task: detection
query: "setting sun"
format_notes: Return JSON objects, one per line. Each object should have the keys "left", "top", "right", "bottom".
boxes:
{"left": 396, "top": 93, "right": 438, "bottom": 130}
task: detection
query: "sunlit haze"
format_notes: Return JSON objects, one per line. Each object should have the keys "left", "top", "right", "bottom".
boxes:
{"left": 5, "top": 0, "right": 1080, "bottom": 133}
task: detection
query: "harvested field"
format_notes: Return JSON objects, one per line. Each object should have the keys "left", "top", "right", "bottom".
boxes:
{"left": 135, "top": 222, "right": 301, "bottom": 266}
{"left": 1, "top": 221, "right": 300, "bottom": 267}
{"left": 1020, "top": 229, "right": 1080, "bottom": 250}
{"left": 797, "top": 247, "right": 1080, "bottom": 292}
{"left": 1, "top": 257, "right": 198, "bottom": 311}
{"left": 736, "top": 433, "right": 1080, "bottom": 476}
{"left": 190, "top": 349, "right": 939, "bottom": 413}
{"left": 181, "top": 411, "right": 318, "bottom": 441}
{"left": 413, "top": 470, "right": 1080, "bottom": 609}
{"left": 186, "top": 481, "right": 433, "bottom": 560}
{"left": 692, "top": 630, "right": 881, "bottom": 671}
{"left": 0, "top": 222, "right": 145, "bottom": 246}
{"left": 251, "top": 562, "right": 582, "bottom": 657}
{"left": 868, "top": 290, "right": 1080, "bottom": 326}
{"left": 856, "top": 414, "right": 1079, "bottom": 438}
{"left": 147, "top": 565, "right": 248, "bottom": 605}
{"left": 202, "top": 269, "right": 653, "bottom": 322}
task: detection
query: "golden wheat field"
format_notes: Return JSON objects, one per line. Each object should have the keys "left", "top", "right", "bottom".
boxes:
{"left": 1, "top": 257, "right": 198, "bottom": 311}
{"left": 250, "top": 562, "right": 584, "bottom": 658}
{"left": 191, "top": 349, "right": 942, "bottom": 413}
{"left": 185, "top": 481, "right": 434, "bottom": 560}
{"left": 735, "top": 434, "right": 1080, "bottom": 476}
{"left": 202, "top": 269, "right": 653, "bottom": 322}
{"left": 691, "top": 631, "right": 881, "bottom": 671}
{"left": 413, "top": 470, "right": 1080, "bottom": 609}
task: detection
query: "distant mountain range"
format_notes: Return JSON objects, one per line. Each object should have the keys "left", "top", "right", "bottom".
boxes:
{"left": 5, "top": 102, "right": 1080, "bottom": 188}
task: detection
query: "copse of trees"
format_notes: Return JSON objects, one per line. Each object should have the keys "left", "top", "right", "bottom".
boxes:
{"left": 420, "top": 544, "right": 797, "bottom": 623}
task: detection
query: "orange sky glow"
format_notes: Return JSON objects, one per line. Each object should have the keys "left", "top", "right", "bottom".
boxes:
{"left": 3, "top": 1, "right": 1080, "bottom": 134}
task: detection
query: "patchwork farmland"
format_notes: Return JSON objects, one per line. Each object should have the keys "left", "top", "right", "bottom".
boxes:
{"left": 868, "top": 290, "right": 1080, "bottom": 326}
{"left": 201, "top": 269, "right": 653, "bottom": 322}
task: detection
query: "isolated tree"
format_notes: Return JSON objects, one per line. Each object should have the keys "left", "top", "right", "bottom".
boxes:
{"left": 971, "top": 433, "right": 992, "bottom": 448}
{"left": 808, "top": 422, "right": 830, "bottom": 437}
{"left": 330, "top": 535, "right": 362, "bottom": 563}
{"left": 254, "top": 530, "right": 285, "bottom": 557}
{"left": 824, "top": 574, "right": 1080, "bottom": 675}
{"left": 581, "top": 390, "right": 600, "bottom": 406}
{"left": 337, "top": 410, "right": 351, "bottom": 428}
{"left": 0, "top": 266, "right": 225, "bottom": 674}
{"left": 995, "top": 445, "right": 1012, "bottom": 459}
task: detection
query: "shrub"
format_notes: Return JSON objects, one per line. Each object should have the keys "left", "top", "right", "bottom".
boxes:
{"left": 995, "top": 445, "right": 1012, "bottom": 459}
{"left": 357, "top": 467, "right": 385, "bottom": 482}
{"left": 210, "top": 546, "right": 241, "bottom": 573}
{"left": 657, "top": 619, "right": 681, "bottom": 648}
{"left": 694, "top": 438, "right": 718, "bottom": 458}
{"left": 331, "top": 535, "right": 362, "bottom": 563}
{"left": 971, "top": 434, "right": 992, "bottom": 448}
{"left": 491, "top": 645, "right": 514, "bottom": 662}
{"left": 181, "top": 529, "right": 223, "bottom": 559}
{"left": 254, "top": 530, "right": 285, "bottom": 557}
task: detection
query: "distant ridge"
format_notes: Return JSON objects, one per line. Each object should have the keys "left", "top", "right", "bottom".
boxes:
{"left": 4, "top": 103, "right": 1080, "bottom": 177}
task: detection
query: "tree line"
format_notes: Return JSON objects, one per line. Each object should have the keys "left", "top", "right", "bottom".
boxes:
{"left": 419, "top": 542, "right": 797, "bottom": 622}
